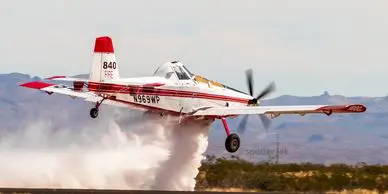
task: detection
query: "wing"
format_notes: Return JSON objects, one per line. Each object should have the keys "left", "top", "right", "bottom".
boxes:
{"left": 19, "top": 81, "right": 130, "bottom": 108}
{"left": 190, "top": 104, "right": 366, "bottom": 117}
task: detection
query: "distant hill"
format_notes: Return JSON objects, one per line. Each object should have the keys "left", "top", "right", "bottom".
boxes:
{"left": 308, "top": 134, "right": 325, "bottom": 142}
{"left": 1, "top": 72, "right": 388, "bottom": 164}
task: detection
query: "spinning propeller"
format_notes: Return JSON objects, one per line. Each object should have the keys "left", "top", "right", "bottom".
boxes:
{"left": 237, "top": 69, "right": 276, "bottom": 135}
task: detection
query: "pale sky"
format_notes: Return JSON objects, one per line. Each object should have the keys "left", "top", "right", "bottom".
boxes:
{"left": 1, "top": 0, "right": 387, "bottom": 97}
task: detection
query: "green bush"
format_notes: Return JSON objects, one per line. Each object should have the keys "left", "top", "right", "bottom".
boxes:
{"left": 195, "top": 155, "right": 388, "bottom": 192}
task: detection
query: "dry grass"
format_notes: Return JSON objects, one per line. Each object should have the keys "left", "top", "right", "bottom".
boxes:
{"left": 326, "top": 189, "right": 388, "bottom": 194}
{"left": 198, "top": 188, "right": 388, "bottom": 194}
{"left": 0, "top": 193, "right": 31, "bottom": 194}
{"left": 197, "top": 187, "right": 260, "bottom": 192}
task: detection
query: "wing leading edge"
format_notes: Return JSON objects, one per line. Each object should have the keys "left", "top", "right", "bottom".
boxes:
{"left": 191, "top": 104, "right": 367, "bottom": 117}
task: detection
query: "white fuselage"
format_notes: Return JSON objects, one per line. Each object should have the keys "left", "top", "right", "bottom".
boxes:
{"left": 89, "top": 77, "right": 253, "bottom": 115}
{"left": 86, "top": 62, "right": 254, "bottom": 116}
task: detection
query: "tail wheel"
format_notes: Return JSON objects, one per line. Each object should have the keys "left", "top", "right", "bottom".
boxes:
{"left": 225, "top": 133, "right": 240, "bottom": 153}
{"left": 90, "top": 108, "right": 99, "bottom": 118}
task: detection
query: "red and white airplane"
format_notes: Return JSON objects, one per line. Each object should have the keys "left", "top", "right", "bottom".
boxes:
{"left": 20, "top": 36, "right": 367, "bottom": 153}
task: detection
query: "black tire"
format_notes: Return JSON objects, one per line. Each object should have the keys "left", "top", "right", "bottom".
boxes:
{"left": 225, "top": 133, "right": 240, "bottom": 153}
{"left": 90, "top": 108, "right": 99, "bottom": 118}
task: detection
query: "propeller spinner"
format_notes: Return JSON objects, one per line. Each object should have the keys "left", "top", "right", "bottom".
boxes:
{"left": 237, "top": 68, "right": 276, "bottom": 135}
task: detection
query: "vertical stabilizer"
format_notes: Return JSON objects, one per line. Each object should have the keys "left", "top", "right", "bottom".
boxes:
{"left": 89, "top": 36, "right": 120, "bottom": 82}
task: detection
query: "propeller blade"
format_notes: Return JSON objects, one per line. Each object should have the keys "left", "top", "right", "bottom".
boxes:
{"left": 255, "top": 81, "right": 276, "bottom": 100}
{"left": 246, "top": 69, "right": 254, "bottom": 96}
{"left": 258, "top": 114, "right": 271, "bottom": 132}
{"left": 237, "top": 114, "right": 249, "bottom": 134}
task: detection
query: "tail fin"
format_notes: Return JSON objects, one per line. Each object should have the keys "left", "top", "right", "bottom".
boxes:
{"left": 89, "top": 36, "right": 120, "bottom": 82}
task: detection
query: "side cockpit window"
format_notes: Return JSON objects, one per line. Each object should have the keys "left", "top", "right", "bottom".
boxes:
{"left": 165, "top": 72, "right": 174, "bottom": 79}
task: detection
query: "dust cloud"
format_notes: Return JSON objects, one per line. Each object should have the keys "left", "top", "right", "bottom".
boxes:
{"left": 0, "top": 108, "right": 212, "bottom": 191}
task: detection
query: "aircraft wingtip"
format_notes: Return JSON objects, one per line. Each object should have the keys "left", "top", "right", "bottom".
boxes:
{"left": 19, "top": 81, "right": 54, "bottom": 89}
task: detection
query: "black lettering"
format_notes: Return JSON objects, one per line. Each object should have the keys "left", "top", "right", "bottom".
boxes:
{"left": 132, "top": 95, "right": 160, "bottom": 104}
{"left": 133, "top": 95, "right": 138, "bottom": 102}
{"left": 102, "top": 61, "right": 117, "bottom": 69}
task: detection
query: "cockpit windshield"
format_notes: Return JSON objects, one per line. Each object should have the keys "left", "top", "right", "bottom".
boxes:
{"left": 153, "top": 61, "right": 195, "bottom": 81}
{"left": 182, "top": 65, "right": 194, "bottom": 77}
{"left": 172, "top": 66, "right": 190, "bottom": 80}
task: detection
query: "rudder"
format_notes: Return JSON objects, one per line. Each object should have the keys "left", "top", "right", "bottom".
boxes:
{"left": 89, "top": 36, "right": 120, "bottom": 82}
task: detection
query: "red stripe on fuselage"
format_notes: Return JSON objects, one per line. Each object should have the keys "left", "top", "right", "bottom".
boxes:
{"left": 86, "top": 82, "right": 249, "bottom": 104}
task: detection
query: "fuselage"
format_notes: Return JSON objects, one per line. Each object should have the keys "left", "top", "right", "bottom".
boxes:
{"left": 85, "top": 61, "right": 254, "bottom": 116}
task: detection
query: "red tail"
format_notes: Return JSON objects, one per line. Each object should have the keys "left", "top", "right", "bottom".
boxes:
{"left": 94, "top": 36, "right": 114, "bottom": 53}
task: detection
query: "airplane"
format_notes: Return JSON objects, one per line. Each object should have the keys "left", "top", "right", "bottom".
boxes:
{"left": 19, "top": 36, "right": 367, "bottom": 153}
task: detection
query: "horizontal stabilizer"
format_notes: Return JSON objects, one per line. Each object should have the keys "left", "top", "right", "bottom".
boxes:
{"left": 19, "top": 81, "right": 147, "bottom": 110}
{"left": 20, "top": 81, "right": 91, "bottom": 98}
{"left": 44, "top": 76, "right": 166, "bottom": 87}
{"left": 46, "top": 76, "right": 88, "bottom": 82}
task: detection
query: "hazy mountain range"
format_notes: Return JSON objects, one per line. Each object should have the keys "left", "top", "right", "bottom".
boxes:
{"left": 1, "top": 72, "right": 388, "bottom": 165}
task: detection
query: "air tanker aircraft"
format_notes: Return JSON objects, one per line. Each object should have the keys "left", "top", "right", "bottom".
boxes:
{"left": 20, "top": 36, "right": 367, "bottom": 153}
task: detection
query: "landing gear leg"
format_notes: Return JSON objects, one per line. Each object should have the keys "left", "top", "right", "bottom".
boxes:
{"left": 89, "top": 98, "right": 106, "bottom": 119}
{"left": 221, "top": 117, "right": 240, "bottom": 153}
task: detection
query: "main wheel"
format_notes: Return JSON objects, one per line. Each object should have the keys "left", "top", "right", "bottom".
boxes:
{"left": 90, "top": 108, "right": 99, "bottom": 118}
{"left": 225, "top": 133, "right": 240, "bottom": 153}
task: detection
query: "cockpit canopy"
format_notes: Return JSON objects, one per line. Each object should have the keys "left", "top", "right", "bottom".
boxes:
{"left": 152, "top": 60, "right": 249, "bottom": 95}
{"left": 153, "top": 61, "right": 195, "bottom": 81}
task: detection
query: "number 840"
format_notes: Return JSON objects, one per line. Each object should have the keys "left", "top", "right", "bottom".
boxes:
{"left": 103, "top": 61, "right": 117, "bottom": 69}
